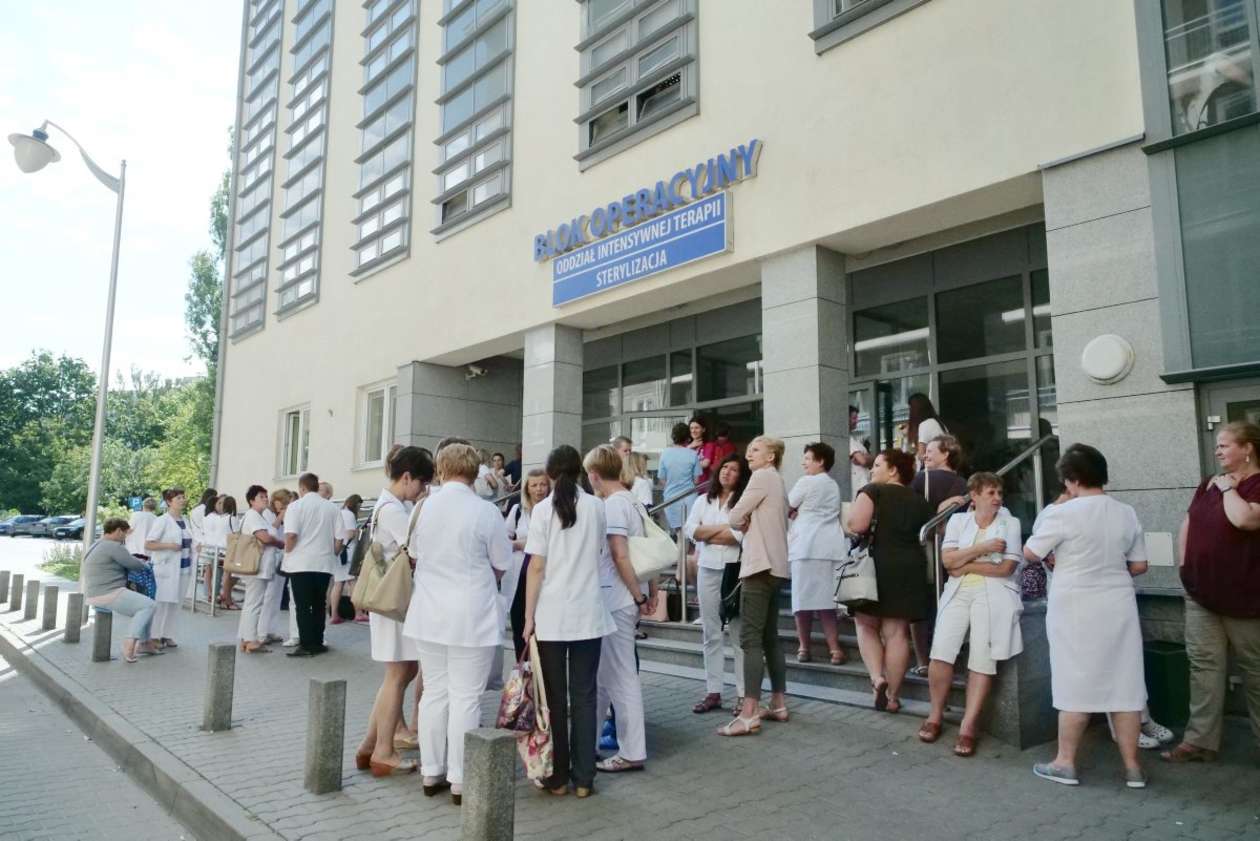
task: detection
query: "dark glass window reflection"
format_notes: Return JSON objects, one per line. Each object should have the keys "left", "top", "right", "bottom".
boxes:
{"left": 582, "top": 365, "right": 618, "bottom": 419}
{"left": 854, "top": 297, "right": 929, "bottom": 377}
{"left": 935, "top": 275, "right": 1025, "bottom": 363}
{"left": 697, "top": 335, "right": 762, "bottom": 402}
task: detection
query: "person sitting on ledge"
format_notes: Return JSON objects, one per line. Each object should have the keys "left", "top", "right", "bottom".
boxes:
{"left": 82, "top": 518, "right": 163, "bottom": 664}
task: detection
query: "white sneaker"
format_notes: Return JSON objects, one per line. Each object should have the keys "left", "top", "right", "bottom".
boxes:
{"left": 1142, "top": 720, "right": 1175, "bottom": 745}
{"left": 1138, "top": 732, "right": 1161, "bottom": 750}
{"left": 282, "top": 637, "right": 300, "bottom": 647}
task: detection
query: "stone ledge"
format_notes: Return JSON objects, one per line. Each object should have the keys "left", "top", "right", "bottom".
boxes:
{"left": 0, "top": 618, "right": 285, "bottom": 841}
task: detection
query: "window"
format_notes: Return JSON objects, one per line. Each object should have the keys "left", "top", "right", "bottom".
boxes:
{"left": 935, "top": 275, "right": 1026, "bottom": 363}
{"left": 276, "top": 0, "right": 335, "bottom": 314}
{"left": 853, "top": 297, "right": 930, "bottom": 376}
{"left": 433, "top": 0, "right": 515, "bottom": 234}
{"left": 360, "top": 384, "right": 396, "bottom": 465}
{"left": 809, "top": 0, "right": 932, "bottom": 55}
{"left": 576, "top": 0, "right": 697, "bottom": 164}
{"left": 229, "top": 0, "right": 285, "bottom": 339}
{"left": 1161, "top": 0, "right": 1257, "bottom": 135}
{"left": 354, "top": 0, "right": 417, "bottom": 274}
{"left": 281, "top": 407, "right": 311, "bottom": 477}
{"left": 696, "top": 335, "right": 763, "bottom": 402}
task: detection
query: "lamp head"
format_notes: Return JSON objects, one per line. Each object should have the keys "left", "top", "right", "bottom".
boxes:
{"left": 8, "top": 127, "right": 61, "bottom": 173}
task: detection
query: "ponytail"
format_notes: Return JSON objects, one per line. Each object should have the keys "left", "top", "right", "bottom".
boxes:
{"left": 546, "top": 444, "right": 583, "bottom": 530}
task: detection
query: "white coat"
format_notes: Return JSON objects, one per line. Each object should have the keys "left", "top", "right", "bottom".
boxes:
{"left": 787, "top": 473, "right": 847, "bottom": 562}
{"left": 939, "top": 508, "right": 1024, "bottom": 662}
{"left": 126, "top": 510, "right": 157, "bottom": 556}
{"left": 149, "top": 513, "right": 186, "bottom": 604}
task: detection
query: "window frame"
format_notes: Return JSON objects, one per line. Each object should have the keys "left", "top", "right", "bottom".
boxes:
{"left": 358, "top": 382, "right": 398, "bottom": 467}
{"left": 808, "top": 0, "right": 932, "bottom": 55}
{"left": 279, "top": 406, "right": 312, "bottom": 478}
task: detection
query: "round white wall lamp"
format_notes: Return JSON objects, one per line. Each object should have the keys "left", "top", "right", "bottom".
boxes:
{"left": 1080, "top": 334, "right": 1135, "bottom": 384}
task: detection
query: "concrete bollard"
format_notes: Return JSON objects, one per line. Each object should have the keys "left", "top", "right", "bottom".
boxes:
{"left": 8, "top": 573, "right": 22, "bottom": 612}
{"left": 92, "top": 610, "right": 113, "bottom": 662}
{"left": 81, "top": 599, "right": 89, "bottom": 627}
{"left": 23, "top": 579, "right": 39, "bottom": 621}
{"left": 41, "top": 585, "right": 59, "bottom": 631}
{"left": 460, "top": 729, "right": 517, "bottom": 841}
{"left": 202, "top": 643, "right": 237, "bottom": 732}
{"left": 304, "top": 679, "right": 346, "bottom": 794}
{"left": 65, "top": 593, "right": 84, "bottom": 643}
{"left": 0, "top": 570, "right": 9, "bottom": 603}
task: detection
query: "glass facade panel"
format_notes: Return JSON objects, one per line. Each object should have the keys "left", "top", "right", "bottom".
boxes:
{"left": 669, "top": 350, "right": 692, "bottom": 405}
{"left": 935, "top": 275, "right": 1025, "bottom": 363}
{"left": 583, "top": 365, "right": 619, "bottom": 418}
{"left": 705, "top": 401, "right": 764, "bottom": 457}
{"left": 854, "top": 297, "right": 930, "bottom": 377}
{"left": 582, "top": 420, "right": 622, "bottom": 455}
{"left": 1032, "top": 269, "right": 1052, "bottom": 348}
{"left": 365, "top": 390, "right": 385, "bottom": 462}
{"left": 880, "top": 373, "right": 931, "bottom": 452}
{"left": 696, "top": 335, "right": 762, "bottom": 402}
{"left": 1035, "top": 355, "right": 1062, "bottom": 506}
{"left": 622, "top": 356, "right": 667, "bottom": 412}
{"left": 1175, "top": 124, "right": 1260, "bottom": 368}
{"left": 628, "top": 415, "right": 688, "bottom": 470}
{"left": 1162, "top": 0, "right": 1257, "bottom": 135}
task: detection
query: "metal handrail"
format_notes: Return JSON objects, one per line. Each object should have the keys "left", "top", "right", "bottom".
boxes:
{"left": 647, "top": 484, "right": 704, "bottom": 516}
{"left": 646, "top": 483, "right": 705, "bottom": 624}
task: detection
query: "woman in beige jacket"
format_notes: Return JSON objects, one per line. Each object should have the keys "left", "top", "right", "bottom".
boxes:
{"left": 720, "top": 436, "right": 791, "bottom": 737}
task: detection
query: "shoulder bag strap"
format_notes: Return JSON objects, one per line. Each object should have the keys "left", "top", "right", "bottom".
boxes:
{"left": 402, "top": 496, "right": 427, "bottom": 548}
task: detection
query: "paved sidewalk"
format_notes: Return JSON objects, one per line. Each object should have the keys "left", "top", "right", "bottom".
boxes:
{"left": 0, "top": 662, "right": 191, "bottom": 841}
{"left": 1, "top": 593, "right": 1258, "bottom": 841}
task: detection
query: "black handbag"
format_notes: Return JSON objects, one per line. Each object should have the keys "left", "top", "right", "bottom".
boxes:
{"left": 718, "top": 547, "right": 743, "bottom": 623}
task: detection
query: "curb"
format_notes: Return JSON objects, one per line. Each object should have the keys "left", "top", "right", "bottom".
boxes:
{"left": 0, "top": 619, "right": 285, "bottom": 841}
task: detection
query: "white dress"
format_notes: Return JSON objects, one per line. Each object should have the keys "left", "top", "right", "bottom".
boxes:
{"left": 787, "top": 472, "right": 847, "bottom": 612}
{"left": 367, "top": 489, "right": 419, "bottom": 662}
{"left": 1025, "top": 495, "right": 1148, "bottom": 713}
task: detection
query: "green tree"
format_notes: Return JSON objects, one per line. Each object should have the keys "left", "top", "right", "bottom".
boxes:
{"left": 152, "top": 383, "right": 210, "bottom": 493}
{"left": 106, "top": 368, "right": 177, "bottom": 452}
{"left": 40, "top": 439, "right": 159, "bottom": 514}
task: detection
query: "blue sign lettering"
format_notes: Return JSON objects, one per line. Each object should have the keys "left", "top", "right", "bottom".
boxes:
{"left": 552, "top": 191, "right": 730, "bottom": 306}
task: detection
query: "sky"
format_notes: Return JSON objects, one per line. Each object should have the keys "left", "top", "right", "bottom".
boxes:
{"left": 0, "top": 3, "right": 241, "bottom": 382}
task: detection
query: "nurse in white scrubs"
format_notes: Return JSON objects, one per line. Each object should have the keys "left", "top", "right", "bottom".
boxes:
{"left": 787, "top": 443, "right": 848, "bottom": 665}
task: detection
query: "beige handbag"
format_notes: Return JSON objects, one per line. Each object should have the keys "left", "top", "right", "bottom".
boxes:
{"left": 351, "top": 498, "right": 425, "bottom": 622}
{"left": 224, "top": 531, "right": 262, "bottom": 576}
{"left": 628, "top": 503, "right": 678, "bottom": 580}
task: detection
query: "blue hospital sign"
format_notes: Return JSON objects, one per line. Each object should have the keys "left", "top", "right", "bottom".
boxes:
{"left": 534, "top": 139, "right": 762, "bottom": 306}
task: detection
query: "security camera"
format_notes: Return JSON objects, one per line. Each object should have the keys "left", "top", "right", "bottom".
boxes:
{"left": 465, "top": 364, "right": 488, "bottom": 380}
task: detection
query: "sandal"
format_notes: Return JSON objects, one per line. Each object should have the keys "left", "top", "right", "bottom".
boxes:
{"left": 910, "top": 665, "right": 929, "bottom": 677}
{"left": 954, "top": 734, "right": 977, "bottom": 757}
{"left": 393, "top": 733, "right": 419, "bottom": 751}
{"left": 595, "top": 755, "right": 645, "bottom": 773}
{"left": 830, "top": 649, "right": 847, "bottom": 665}
{"left": 873, "top": 679, "right": 889, "bottom": 711}
{"left": 370, "top": 758, "right": 417, "bottom": 777}
{"left": 796, "top": 648, "right": 811, "bottom": 663}
{"left": 886, "top": 696, "right": 902, "bottom": 715}
{"left": 122, "top": 641, "right": 138, "bottom": 664}
{"left": 717, "top": 715, "right": 761, "bottom": 737}
{"left": 692, "top": 693, "right": 723, "bottom": 714}
{"left": 1160, "top": 742, "right": 1218, "bottom": 763}
{"left": 355, "top": 752, "right": 372, "bottom": 771}
{"left": 918, "top": 720, "right": 942, "bottom": 743}
{"left": 757, "top": 706, "right": 790, "bottom": 723}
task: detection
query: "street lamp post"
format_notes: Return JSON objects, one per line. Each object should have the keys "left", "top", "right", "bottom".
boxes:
{"left": 9, "top": 122, "right": 126, "bottom": 551}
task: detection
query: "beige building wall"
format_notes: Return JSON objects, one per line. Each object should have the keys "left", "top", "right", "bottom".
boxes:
{"left": 217, "top": 0, "right": 1145, "bottom": 498}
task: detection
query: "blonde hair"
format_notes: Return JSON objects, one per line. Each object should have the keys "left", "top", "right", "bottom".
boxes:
{"left": 752, "top": 435, "right": 786, "bottom": 468}
{"left": 437, "top": 443, "right": 480, "bottom": 484}
{"left": 521, "top": 468, "right": 550, "bottom": 513}
{"left": 583, "top": 444, "right": 633, "bottom": 489}
{"left": 270, "top": 488, "right": 293, "bottom": 512}
{"left": 1221, "top": 421, "right": 1260, "bottom": 464}
{"left": 629, "top": 451, "right": 649, "bottom": 480}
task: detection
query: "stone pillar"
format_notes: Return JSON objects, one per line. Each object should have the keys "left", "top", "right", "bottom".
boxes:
{"left": 92, "top": 610, "right": 113, "bottom": 662}
{"left": 1042, "top": 142, "right": 1199, "bottom": 592}
{"left": 0, "top": 570, "right": 9, "bottom": 603}
{"left": 395, "top": 358, "right": 524, "bottom": 455}
{"left": 304, "top": 679, "right": 346, "bottom": 794}
{"left": 760, "top": 245, "right": 851, "bottom": 492}
{"left": 521, "top": 324, "right": 583, "bottom": 472}
{"left": 461, "top": 729, "right": 516, "bottom": 841}
{"left": 41, "top": 585, "right": 58, "bottom": 631}
{"left": 202, "top": 643, "right": 237, "bottom": 732}
{"left": 23, "top": 579, "right": 39, "bottom": 621}
{"left": 7, "top": 573, "right": 21, "bottom": 612}
{"left": 985, "top": 601, "right": 1056, "bottom": 749}
{"left": 65, "top": 592, "right": 84, "bottom": 643}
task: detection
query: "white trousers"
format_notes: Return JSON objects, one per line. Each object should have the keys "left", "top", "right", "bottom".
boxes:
{"left": 260, "top": 575, "right": 285, "bottom": 639}
{"left": 287, "top": 580, "right": 299, "bottom": 642}
{"left": 417, "top": 641, "right": 496, "bottom": 785}
{"left": 697, "top": 566, "right": 744, "bottom": 696}
{"left": 237, "top": 576, "right": 268, "bottom": 642}
{"left": 597, "top": 604, "right": 648, "bottom": 762}
{"left": 151, "top": 570, "right": 190, "bottom": 640}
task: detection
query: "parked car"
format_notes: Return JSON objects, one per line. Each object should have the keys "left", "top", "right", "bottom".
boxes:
{"left": 1, "top": 515, "right": 46, "bottom": 537}
{"left": 31, "top": 515, "right": 77, "bottom": 538}
{"left": 52, "top": 518, "right": 103, "bottom": 541}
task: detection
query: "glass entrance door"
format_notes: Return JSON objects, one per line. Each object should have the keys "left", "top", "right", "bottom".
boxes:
{"left": 1201, "top": 377, "right": 1260, "bottom": 473}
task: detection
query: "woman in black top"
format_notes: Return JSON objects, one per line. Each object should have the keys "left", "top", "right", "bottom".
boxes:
{"left": 848, "top": 449, "right": 934, "bottom": 713}
{"left": 909, "top": 433, "right": 967, "bottom": 675}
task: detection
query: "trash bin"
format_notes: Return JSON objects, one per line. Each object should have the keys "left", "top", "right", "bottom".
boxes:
{"left": 1144, "top": 640, "right": 1190, "bottom": 728}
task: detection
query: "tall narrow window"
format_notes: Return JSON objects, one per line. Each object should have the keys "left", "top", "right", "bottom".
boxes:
{"left": 276, "top": 0, "right": 334, "bottom": 314}
{"left": 433, "top": 0, "right": 515, "bottom": 235}
{"left": 360, "top": 383, "right": 396, "bottom": 465}
{"left": 575, "top": 0, "right": 697, "bottom": 165}
{"left": 281, "top": 406, "right": 311, "bottom": 477}
{"left": 229, "top": 0, "right": 285, "bottom": 338}
{"left": 354, "top": 0, "right": 418, "bottom": 274}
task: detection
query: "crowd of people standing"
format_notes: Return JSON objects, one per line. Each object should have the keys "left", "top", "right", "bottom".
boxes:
{"left": 86, "top": 407, "right": 1260, "bottom": 798}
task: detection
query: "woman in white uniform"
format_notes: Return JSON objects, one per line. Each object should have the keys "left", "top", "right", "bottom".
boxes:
{"left": 1024, "top": 443, "right": 1149, "bottom": 789}
{"left": 584, "top": 445, "right": 653, "bottom": 773}
{"left": 917, "top": 472, "right": 1023, "bottom": 757}
{"left": 403, "top": 444, "right": 511, "bottom": 804}
{"left": 787, "top": 442, "right": 848, "bottom": 665}
{"left": 504, "top": 469, "right": 551, "bottom": 659}
{"left": 329, "top": 495, "right": 361, "bottom": 625}
{"left": 355, "top": 446, "right": 433, "bottom": 778}
{"left": 146, "top": 487, "right": 191, "bottom": 649}
{"left": 260, "top": 490, "right": 291, "bottom": 644}
{"left": 237, "top": 485, "right": 283, "bottom": 653}
{"left": 684, "top": 453, "right": 749, "bottom": 713}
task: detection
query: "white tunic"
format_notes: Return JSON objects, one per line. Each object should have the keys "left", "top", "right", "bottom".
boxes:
{"left": 241, "top": 508, "right": 280, "bottom": 580}
{"left": 787, "top": 472, "right": 847, "bottom": 612}
{"left": 202, "top": 512, "right": 229, "bottom": 550}
{"left": 403, "top": 482, "right": 511, "bottom": 648}
{"left": 501, "top": 503, "right": 532, "bottom": 616}
{"left": 939, "top": 508, "right": 1024, "bottom": 662}
{"left": 126, "top": 511, "right": 157, "bottom": 556}
{"left": 368, "top": 488, "right": 418, "bottom": 662}
{"left": 684, "top": 494, "right": 743, "bottom": 570}
{"left": 1025, "top": 495, "right": 1148, "bottom": 713}
{"left": 282, "top": 493, "right": 340, "bottom": 575}
{"left": 524, "top": 490, "right": 615, "bottom": 642}
{"left": 599, "top": 490, "right": 646, "bottom": 611}
{"left": 149, "top": 513, "right": 186, "bottom": 604}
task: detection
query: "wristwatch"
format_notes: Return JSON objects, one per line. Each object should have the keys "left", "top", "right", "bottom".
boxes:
{"left": 635, "top": 593, "right": 648, "bottom": 606}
